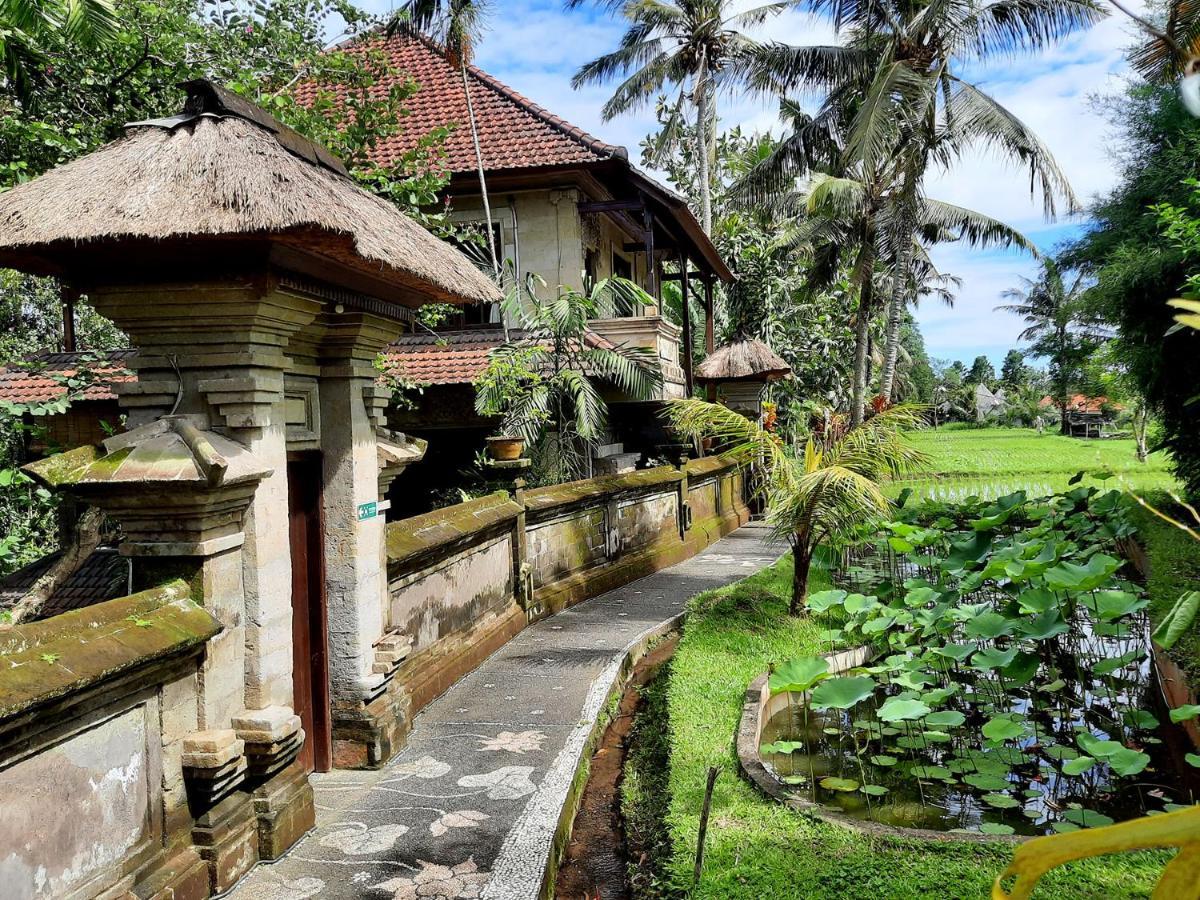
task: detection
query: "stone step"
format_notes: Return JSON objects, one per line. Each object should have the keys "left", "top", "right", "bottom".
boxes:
{"left": 594, "top": 442, "right": 625, "bottom": 458}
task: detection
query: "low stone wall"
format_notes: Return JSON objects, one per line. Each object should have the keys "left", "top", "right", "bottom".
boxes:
{"left": 0, "top": 582, "right": 223, "bottom": 900}
{"left": 371, "top": 457, "right": 749, "bottom": 758}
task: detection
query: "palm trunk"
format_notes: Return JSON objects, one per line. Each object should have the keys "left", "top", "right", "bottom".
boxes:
{"left": 851, "top": 274, "right": 874, "bottom": 426}
{"left": 880, "top": 246, "right": 911, "bottom": 403}
{"left": 790, "top": 539, "right": 810, "bottom": 616}
{"left": 1134, "top": 399, "right": 1149, "bottom": 462}
{"left": 460, "top": 56, "right": 507, "bottom": 339}
{"left": 694, "top": 61, "right": 712, "bottom": 236}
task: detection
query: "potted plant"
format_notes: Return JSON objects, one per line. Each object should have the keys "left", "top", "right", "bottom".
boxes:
{"left": 486, "top": 434, "right": 525, "bottom": 461}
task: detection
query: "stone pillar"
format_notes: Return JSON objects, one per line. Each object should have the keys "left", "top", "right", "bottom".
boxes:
{"left": 91, "top": 280, "right": 322, "bottom": 713}
{"left": 318, "top": 313, "right": 409, "bottom": 768}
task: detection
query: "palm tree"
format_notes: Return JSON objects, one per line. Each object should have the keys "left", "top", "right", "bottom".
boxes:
{"left": 389, "top": 1, "right": 501, "bottom": 278}
{"left": 741, "top": 0, "right": 1090, "bottom": 406}
{"left": 568, "top": 0, "right": 790, "bottom": 235}
{"left": 779, "top": 169, "right": 1036, "bottom": 423}
{"left": 996, "top": 259, "right": 1095, "bottom": 435}
{"left": 668, "top": 398, "right": 926, "bottom": 612}
{"left": 475, "top": 277, "right": 663, "bottom": 482}
{"left": 2, "top": 0, "right": 119, "bottom": 100}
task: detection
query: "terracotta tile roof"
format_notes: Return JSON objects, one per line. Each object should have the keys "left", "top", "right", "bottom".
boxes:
{"left": 0, "top": 547, "right": 126, "bottom": 621}
{"left": 295, "top": 31, "right": 624, "bottom": 175}
{"left": 381, "top": 328, "right": 618, "bottom": 386}
{"left": 0, "top": 349, "right": 135, "bottom": 406}
{"left": 1038, "top": 394, "right": 1121, "bottom": 413}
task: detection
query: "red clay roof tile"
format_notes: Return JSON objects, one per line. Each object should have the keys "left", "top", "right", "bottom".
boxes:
{"left": 0, "top": 350, "right": 135, "bottom": 406}
{"left": 295, "top": 32, "right": 623, "bottom": 175}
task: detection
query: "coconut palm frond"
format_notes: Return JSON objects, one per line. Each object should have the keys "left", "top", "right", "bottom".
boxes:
{"left": 919, "top": 198, "right": 1038, "bottom": 254}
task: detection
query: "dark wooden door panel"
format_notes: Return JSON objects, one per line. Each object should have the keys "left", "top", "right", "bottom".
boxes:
{"left": 288, "top": 456, "right": 331, "bottom": 773}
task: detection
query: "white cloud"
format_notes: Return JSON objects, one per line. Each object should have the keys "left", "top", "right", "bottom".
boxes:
{"left": 346, "top": 0, "right": 1149, "bottom": 367}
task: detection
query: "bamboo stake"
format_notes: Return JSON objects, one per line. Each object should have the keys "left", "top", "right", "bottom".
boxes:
{"left": 693, "top": 766, "right": 719, "bottom": 884}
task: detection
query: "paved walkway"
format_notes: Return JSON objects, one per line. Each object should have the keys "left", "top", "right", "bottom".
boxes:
{"left": 232, "top": 525, "right": 780, "bottom": 900}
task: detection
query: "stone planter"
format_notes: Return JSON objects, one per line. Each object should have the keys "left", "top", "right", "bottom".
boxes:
{"left": 486, "top": 435, "right": 525, "bottom": 461}
{"left": 736, "top": 644, "right": 1022, "bottom": 844}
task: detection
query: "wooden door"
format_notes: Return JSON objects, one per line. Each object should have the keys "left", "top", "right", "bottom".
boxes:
{"left": 288, "top": 455, "right": 332, "bottom": 772}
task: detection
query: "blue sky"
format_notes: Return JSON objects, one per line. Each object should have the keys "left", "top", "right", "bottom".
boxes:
{"left": 352, "top": 0, "right": 1147, "bottom": 368}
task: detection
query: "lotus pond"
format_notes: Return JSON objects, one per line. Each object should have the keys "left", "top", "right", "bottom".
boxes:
{"left": 760, "top": 484, "right": 1200, "bottom": 838}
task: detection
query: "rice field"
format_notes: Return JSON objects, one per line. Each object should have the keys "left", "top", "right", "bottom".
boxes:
{"left": 892, "top": 426, "right": 1180, "bottom": 501}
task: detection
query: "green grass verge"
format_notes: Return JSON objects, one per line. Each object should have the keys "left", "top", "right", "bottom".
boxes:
{"left": 640, "top": 555, "right": 1169, "bottom": 899}
{"left": 1132, "top": 491, "right": 1200, "bottom": 685}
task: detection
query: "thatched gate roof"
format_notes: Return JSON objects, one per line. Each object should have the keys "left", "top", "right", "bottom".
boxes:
{"left": 0, "top": 81, "right": 500, "bottom": 308}
{"left": 694, "top": 337, "right": 790, "bottom": 383}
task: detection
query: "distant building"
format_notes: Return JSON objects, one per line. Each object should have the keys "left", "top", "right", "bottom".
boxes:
{"left": 974, "top": 383, "right": 1007, "bottom": 421}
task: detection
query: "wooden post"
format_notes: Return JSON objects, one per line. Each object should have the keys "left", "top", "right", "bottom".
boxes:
{"left": 61, "top": 284, "right": 78, "bottom": 353}
{"left": 680, "top": 251, "right": 693, "bottom": 397}
{"left": 703, "top": 276, "right": 715, "bottom": 354}
{"left": 642, "top": 203, "right": 658, "bottom": 301}
{"left": 693, "top": 766, "right": 719, "bottom": 884}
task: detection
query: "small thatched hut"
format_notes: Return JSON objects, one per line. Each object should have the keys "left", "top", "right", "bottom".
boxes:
{"left": 695, "top": 336, "right": 790, "bottom": 419}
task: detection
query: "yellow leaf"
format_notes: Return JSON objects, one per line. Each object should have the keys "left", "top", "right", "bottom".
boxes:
{"left": 992, "top": 806, "right": 1200, "bottom": 900}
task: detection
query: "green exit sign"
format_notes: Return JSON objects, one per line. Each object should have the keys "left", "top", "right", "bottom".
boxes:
{"left": 357, "top": 501, "right": 378, "bottom": 522}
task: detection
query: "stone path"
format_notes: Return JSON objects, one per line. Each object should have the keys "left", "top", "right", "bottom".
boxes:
{"left": 231, "top": 525, "right": 780, "bottom": 900}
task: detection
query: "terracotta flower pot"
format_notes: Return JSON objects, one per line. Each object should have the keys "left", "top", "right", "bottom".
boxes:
{"left": 486, "top": 436, "right": 525, "bottom": 461}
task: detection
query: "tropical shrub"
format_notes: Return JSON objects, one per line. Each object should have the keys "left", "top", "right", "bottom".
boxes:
{"left": 475, "top": 277, "right": 662, "bottom": 483}
{"left": 667, "top": 399, "right": 927, "bottom": 612}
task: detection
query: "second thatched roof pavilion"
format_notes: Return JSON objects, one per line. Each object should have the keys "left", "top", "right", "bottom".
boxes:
{"left": 695, "top": 336, "right": 791, "bottom": 419}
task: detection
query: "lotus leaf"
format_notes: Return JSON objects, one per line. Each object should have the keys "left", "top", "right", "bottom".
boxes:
{"left": 807, "top": 589, "right": 848, "bottom": 613}
{"left": 963, "top": 773, "right": 1011, "bottom": 791}
{"left": 1017, "top": 587, "right": 1058, "bottom": 615}
{"left": 1092, "top": 648, "right": 1144, "bottom": 676}
{"left": 921, "top": 730, "right": 953, "bottom": 743}
{"left": 904, "top": 586, "right": 942, "bottom": 607}
{"left": 1169, "top": 704, "right": 1200, "bottom": 724}
{"left": 1076, "top": 733, "right": 1123, "bottom": 758}
{"left": 1083, "top": 590, "right": 1148, "bottom": 622}
{"left": 1107, "top": 747, "right": 1150, "bottom": 776}
{"left": 1062, "top": 756, "right": 1095, "bottom": 776}
{"left": 860, "top": 784, "right": 889, "bottom": 796}
{"left": 922, "top": 684, "right": 961, "bottom": 705}
{"left": 1152, "top": 591, "right": 1200, "bottom": 650}
{"left": 1001, "top": 652, "right": 1041, "bottom": 686}
{"left": 844, "top": 593, "right": 878, "bottom": 615}
{"left": 910, "top": 765, "right": 952, "bottom": 780}
{"left": 1062, "top": 808, "right": 1114, "bottom": 828}
{"left": 811, "top": 676, "right": 876, "bottom": 710}
{"left": 1186, "top": 753, "right": 1200, "bottom": 768}
{"left": 972, "top": 647, "right": 1019, "bottom": 671}
{"left": 971, "top": 491, "right": 1026, "bottom": 531}
{"left": 769, "top": 656, "right": 830, "bottom": 695}
{"left": 1043, "top": 553, "right": 1122, "bottom": 592}
{"left": 891, "top": 669, "right": 934, "bottom": 690}
{"left": 925, "top": 710, "right": 966, "bottom": 728}
{"left": 933, "top": 643, "right": 976, "bottom": 662}
{"left": 877, "top": 697, "right": 931, "bottom": 722}
{"left": 817, "top": 629, "right": 845, "bottom": 643}
{"left": 979, "top": 822, "right": 1015, "bottom": 835}
{"left": 965, "top": 612, "right": 1016, "bottom": 641}
{"left": 760, "top": 741, "right": 804, "bottom": 755}
{"left": 1123, "top": 709, "right": 1159, "bottom": 730}
{"left": 819, "top": 777, "right": 859, "bottom": 792}
{"left": 861, "top": 615, "right": 896, "bottom": 635}
{"left": 983, "top": 793, "right": 1021, "bottom": 809}
{"left": 1018, "top": 610, "right": 1070, "bottom": 641}
{"left": 1050, "top": 821, "right": 1080, "bottom": 833}
{"left": 982, "top": 715, "right": 1026, "bottom": 741}
{"left": 944, "top": 533, "right": 992, "bottom": 572}
{"left": 870, "top": 754, "right": 899, "bottom": 766}
{"left": 1042, "top": 745, "right": 1079, "bottom": 761}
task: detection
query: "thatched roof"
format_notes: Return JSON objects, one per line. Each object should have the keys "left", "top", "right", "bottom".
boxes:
{"left": 0, "top": 81, "right": 500, "bottom": 308}
{"left": 694, "top": 337, "right": 791, "bottom": 383}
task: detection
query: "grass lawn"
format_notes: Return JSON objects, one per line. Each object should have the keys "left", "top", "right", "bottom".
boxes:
{"left": 629, "top": 427, "right": 1194, "bottom": 899}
